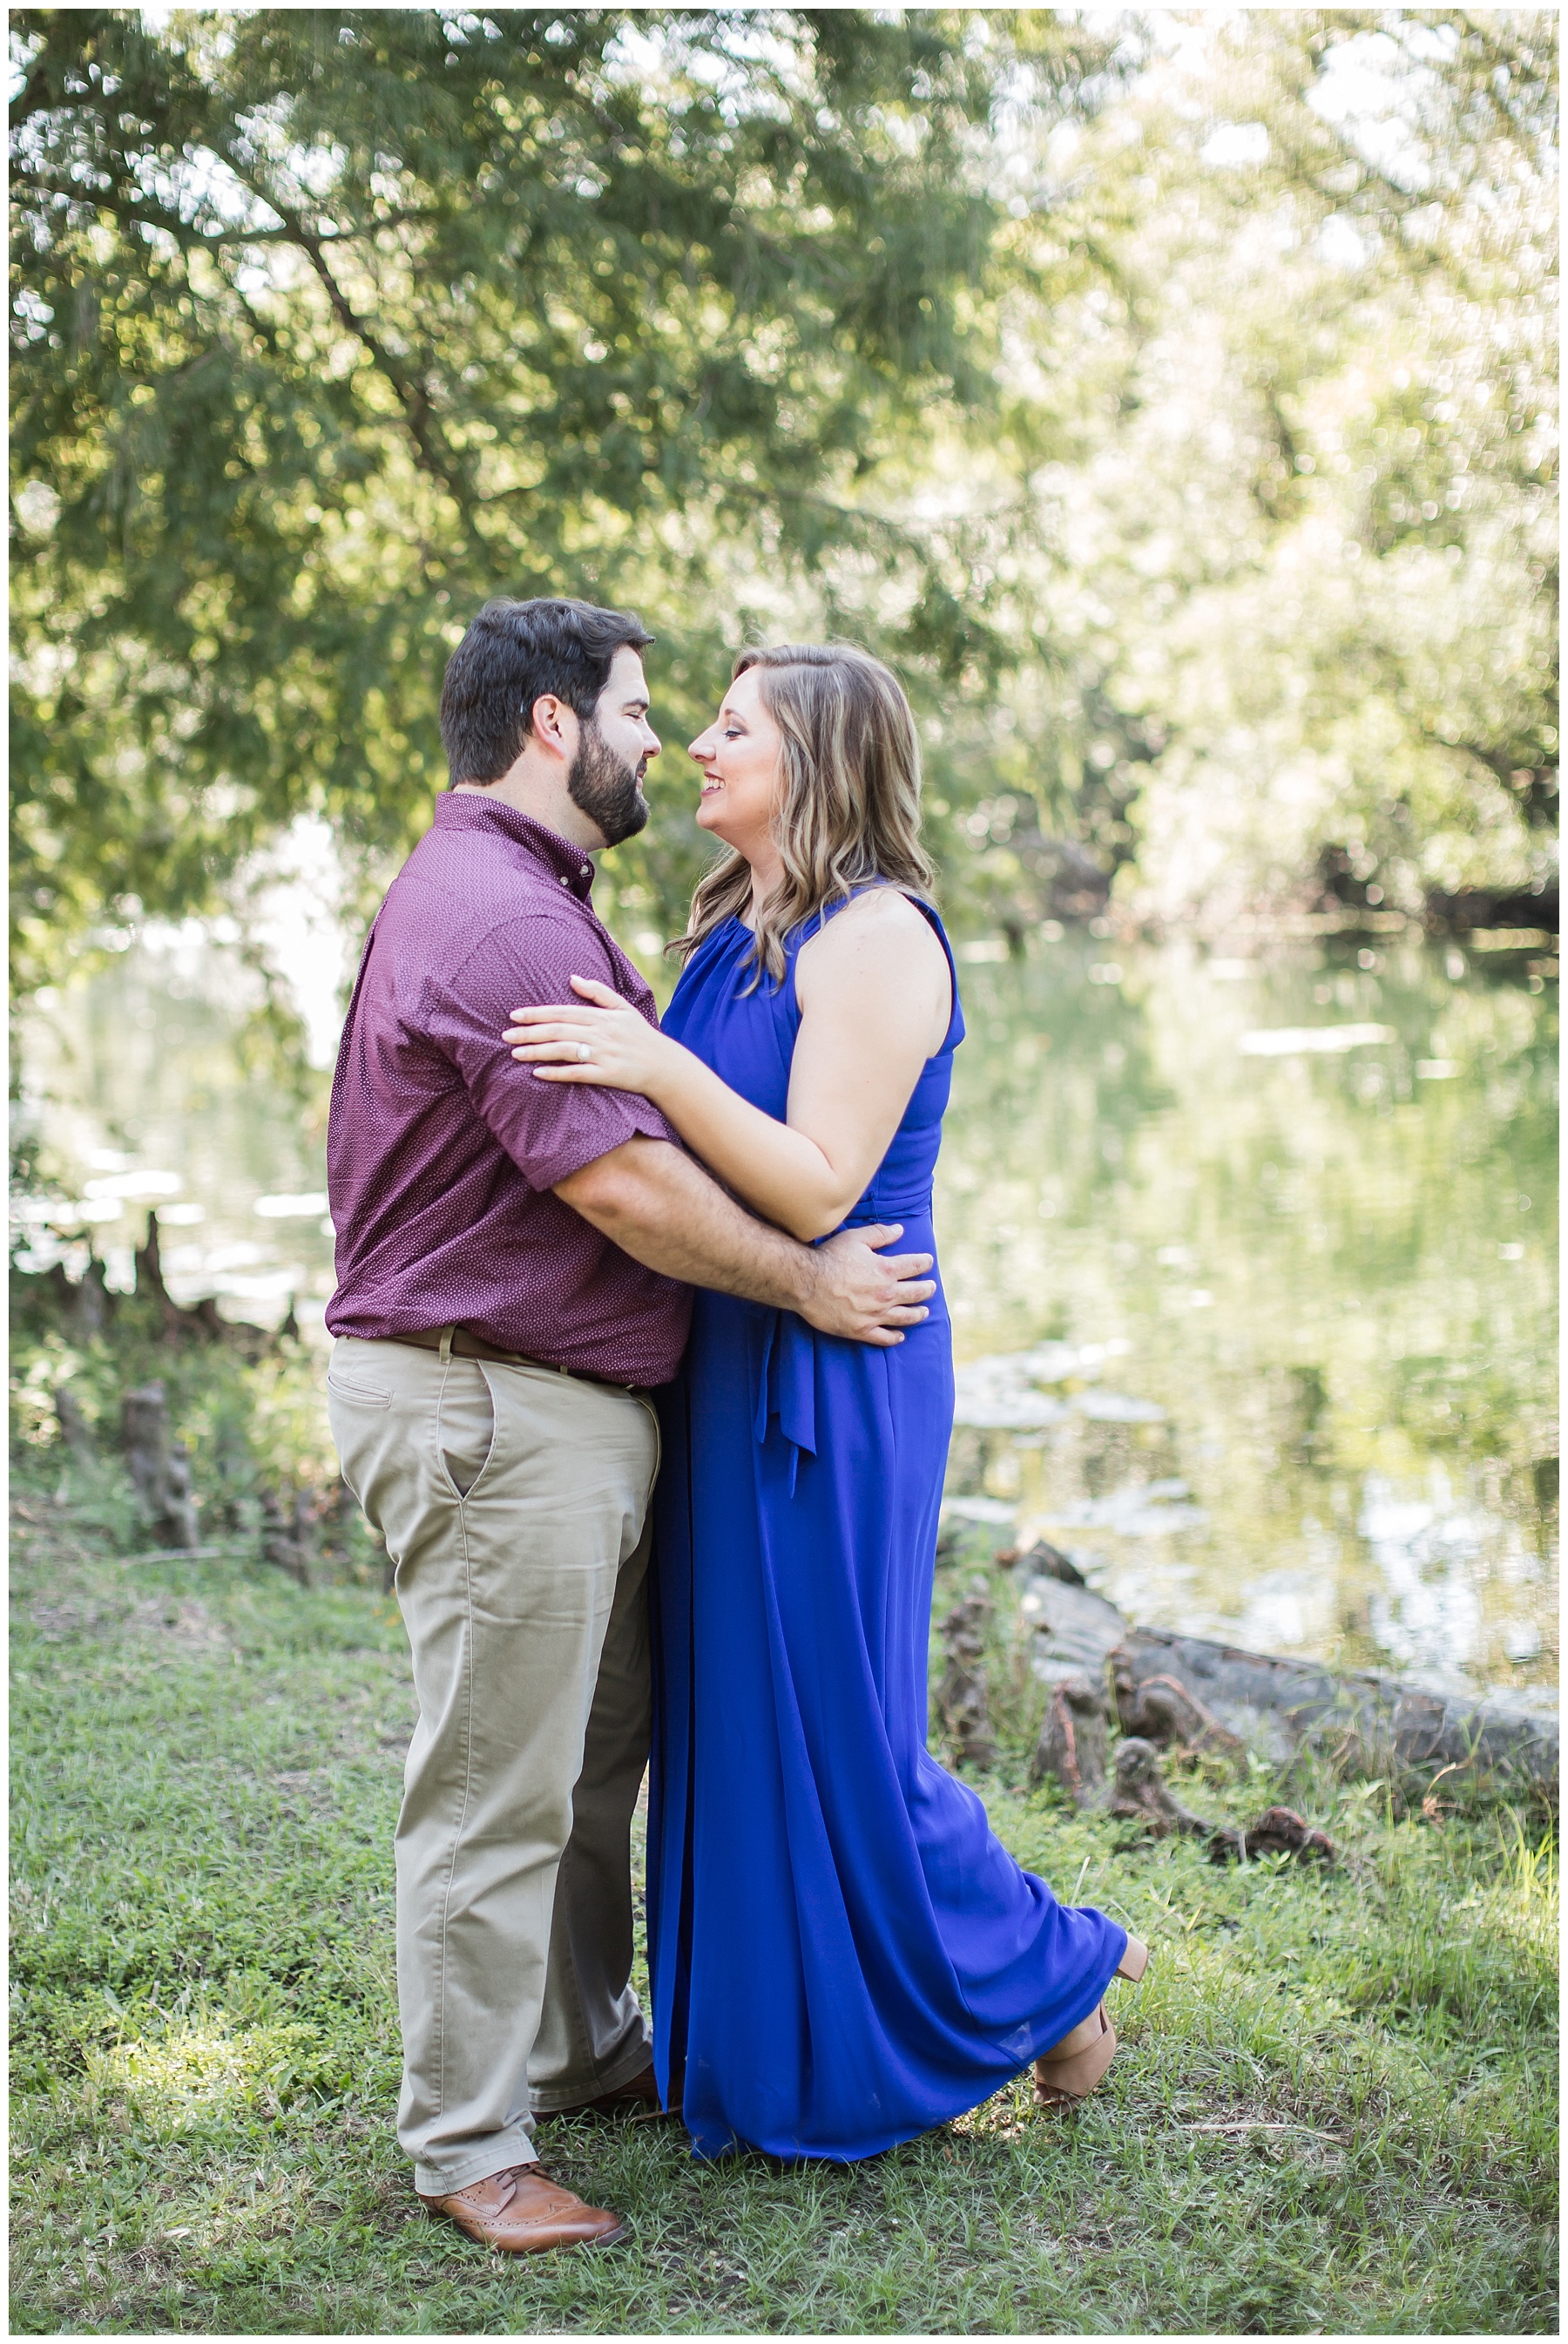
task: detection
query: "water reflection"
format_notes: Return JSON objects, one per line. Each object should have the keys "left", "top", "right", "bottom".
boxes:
{"left": 14, "top": 937, "right": 337, "bottom": 1324}
{"left": 936, "top": 932, "right": 1558, "bottom": 1699}
{"left": 13, "top": 925, "right": 1558, "bottom": 1698}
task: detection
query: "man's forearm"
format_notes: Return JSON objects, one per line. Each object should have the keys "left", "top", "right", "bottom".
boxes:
{"left": 556, "top": 1137, "right": 818, "bottom": 1311}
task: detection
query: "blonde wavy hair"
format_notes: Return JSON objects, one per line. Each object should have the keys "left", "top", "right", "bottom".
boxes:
{"left": 671, "top": 641, "right": 936, "bottom": 987}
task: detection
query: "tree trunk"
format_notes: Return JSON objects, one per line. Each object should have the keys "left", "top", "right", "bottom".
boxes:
{"left": 120, "top": 1382, "right": 199, "bottom": 1550}
{"left": 54, "top": 1385, "right": 95, "bottom": 1465}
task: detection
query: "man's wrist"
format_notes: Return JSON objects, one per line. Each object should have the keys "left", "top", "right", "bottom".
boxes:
{"left": 779, "top": 1234, "right": 823, "bottom": 1312}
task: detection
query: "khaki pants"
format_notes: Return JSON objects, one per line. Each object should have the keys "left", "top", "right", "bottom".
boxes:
{"left": 328, "top": 1334, "right": 659, "bottom": 2196}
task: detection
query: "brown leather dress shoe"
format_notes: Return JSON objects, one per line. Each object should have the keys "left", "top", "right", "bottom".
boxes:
{"left": 418, "top": 2164, "right": 627, "bottom": 2253}
{"left": 539, "top": 2059, "right": 665, "bottom": 2122}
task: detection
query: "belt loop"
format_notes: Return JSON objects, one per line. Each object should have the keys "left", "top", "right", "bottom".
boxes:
{"left": 437, "top": 1325, "right": 455, "bottom": 1365}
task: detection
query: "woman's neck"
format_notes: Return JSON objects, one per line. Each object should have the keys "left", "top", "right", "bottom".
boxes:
{"left": 739, "top": 841, "right": 786, "bottom": 932}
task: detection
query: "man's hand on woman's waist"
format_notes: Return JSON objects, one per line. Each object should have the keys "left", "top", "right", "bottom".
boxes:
{"left": 795, "top": 1224, "right": 935, "bottom": 1345}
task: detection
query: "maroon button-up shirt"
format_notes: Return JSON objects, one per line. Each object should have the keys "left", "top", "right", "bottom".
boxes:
{"left": 325, "top": 792, "right": 692, "bottom": 1385}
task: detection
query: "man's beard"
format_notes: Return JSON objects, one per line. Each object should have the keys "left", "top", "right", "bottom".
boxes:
{"left": 567, "top": 721, "right": 649, "bottom": 847}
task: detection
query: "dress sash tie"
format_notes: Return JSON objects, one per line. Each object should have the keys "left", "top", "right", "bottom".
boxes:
{"left": 749, "top": 1198, "right": 937, "bottom": 1497}
{"left": 752, "top": 1310, "right": 818, "bottom": 1496}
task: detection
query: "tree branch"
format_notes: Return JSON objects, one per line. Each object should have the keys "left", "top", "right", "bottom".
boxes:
{"left": 1420, "top": 728, "right": 1560, "bottom": 827}
{"left": 13, "top": 168, "right": 456, "bottom": 252}
{"left": 210, "top": 146, "right": 476, "bottom": 517}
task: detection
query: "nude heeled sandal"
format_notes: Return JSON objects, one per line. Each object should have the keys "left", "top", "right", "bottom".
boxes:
{"left": 1032, "top": 1936, "right": 1149, "bottom": 2110}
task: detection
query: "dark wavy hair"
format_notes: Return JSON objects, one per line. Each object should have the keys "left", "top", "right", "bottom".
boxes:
{"left": 438, "top": 595, "right": 653, "bottom": 784}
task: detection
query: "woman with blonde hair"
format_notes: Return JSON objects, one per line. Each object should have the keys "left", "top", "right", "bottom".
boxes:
{"left": 507, "top": 641, "right": 1145, "bottom": 2161}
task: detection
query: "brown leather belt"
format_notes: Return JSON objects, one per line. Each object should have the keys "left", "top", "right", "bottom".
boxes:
{"left": 391, "top": 1324, "right": 645, "bottom": 1396}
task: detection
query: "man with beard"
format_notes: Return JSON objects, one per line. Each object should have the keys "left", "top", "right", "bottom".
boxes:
{"left": 324, "top": 597, "right": 934, "bottom": 2252}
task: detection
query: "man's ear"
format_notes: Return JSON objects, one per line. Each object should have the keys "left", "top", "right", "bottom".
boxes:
{"left": 529, "top": 693, "right": 576, "bottom": 758}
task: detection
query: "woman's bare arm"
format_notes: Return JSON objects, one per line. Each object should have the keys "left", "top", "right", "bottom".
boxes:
{"left": 505, "top": 891, "right": 951, "bottom": 1240}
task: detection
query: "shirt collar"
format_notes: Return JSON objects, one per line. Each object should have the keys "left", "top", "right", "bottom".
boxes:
{"left": 434, "top": 789, "right": 598, "bottom": 901}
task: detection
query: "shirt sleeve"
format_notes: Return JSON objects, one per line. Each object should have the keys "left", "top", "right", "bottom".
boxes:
{"left": 436, "top": 912, "right": 679, "bottom": 1189}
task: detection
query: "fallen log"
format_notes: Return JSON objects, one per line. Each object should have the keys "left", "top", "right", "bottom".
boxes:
{"left": 1110, "top": 1625, "right": 1558, "bottom": 1805}
{"left": 1019, "top": 1575, "right": 1128, "bottom": 1683}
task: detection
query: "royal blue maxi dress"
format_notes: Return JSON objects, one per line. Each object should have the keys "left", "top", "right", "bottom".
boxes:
{"left": 647, "top": 895, "right": 1128, "bottom": 2162}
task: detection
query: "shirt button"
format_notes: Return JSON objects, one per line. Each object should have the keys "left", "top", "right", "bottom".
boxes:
{"left": 558, "top": 874, "right": 569, "bottom": 885}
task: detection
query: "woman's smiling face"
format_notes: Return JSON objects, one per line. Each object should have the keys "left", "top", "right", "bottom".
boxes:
{"left": 688, "top": 667, "right": 784, "bottom": 860}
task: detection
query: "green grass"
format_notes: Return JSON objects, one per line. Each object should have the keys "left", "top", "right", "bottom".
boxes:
{"left": 10, "top": 1441, "right": 1558, "bottom": 2335}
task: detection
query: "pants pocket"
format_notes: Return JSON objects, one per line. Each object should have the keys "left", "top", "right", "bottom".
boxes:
{"left": 635, "top": 1392, "right": 663, "bottom": 1493}
{"left": 439, "top": 1364, "right": 497, "bottom": 1499}
{"left": 326, "top": 1374, "right": 393, "bottom": 1408}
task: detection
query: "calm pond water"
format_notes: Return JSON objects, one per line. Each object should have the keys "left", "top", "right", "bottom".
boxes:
{"left": 16, "top": 922, "right": 1558, "bottom": 1701}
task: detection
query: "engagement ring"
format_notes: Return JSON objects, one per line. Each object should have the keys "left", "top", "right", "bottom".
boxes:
{"left": 578, "top": 1044, "right": 591, "bottom": 1063}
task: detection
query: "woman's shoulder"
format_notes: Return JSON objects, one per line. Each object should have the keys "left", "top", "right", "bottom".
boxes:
{"left": 794, "top": 884, "right": 952, "bottom": 1036}
{"left": 799, "top": 884, "right": 946, "bottom": 959}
